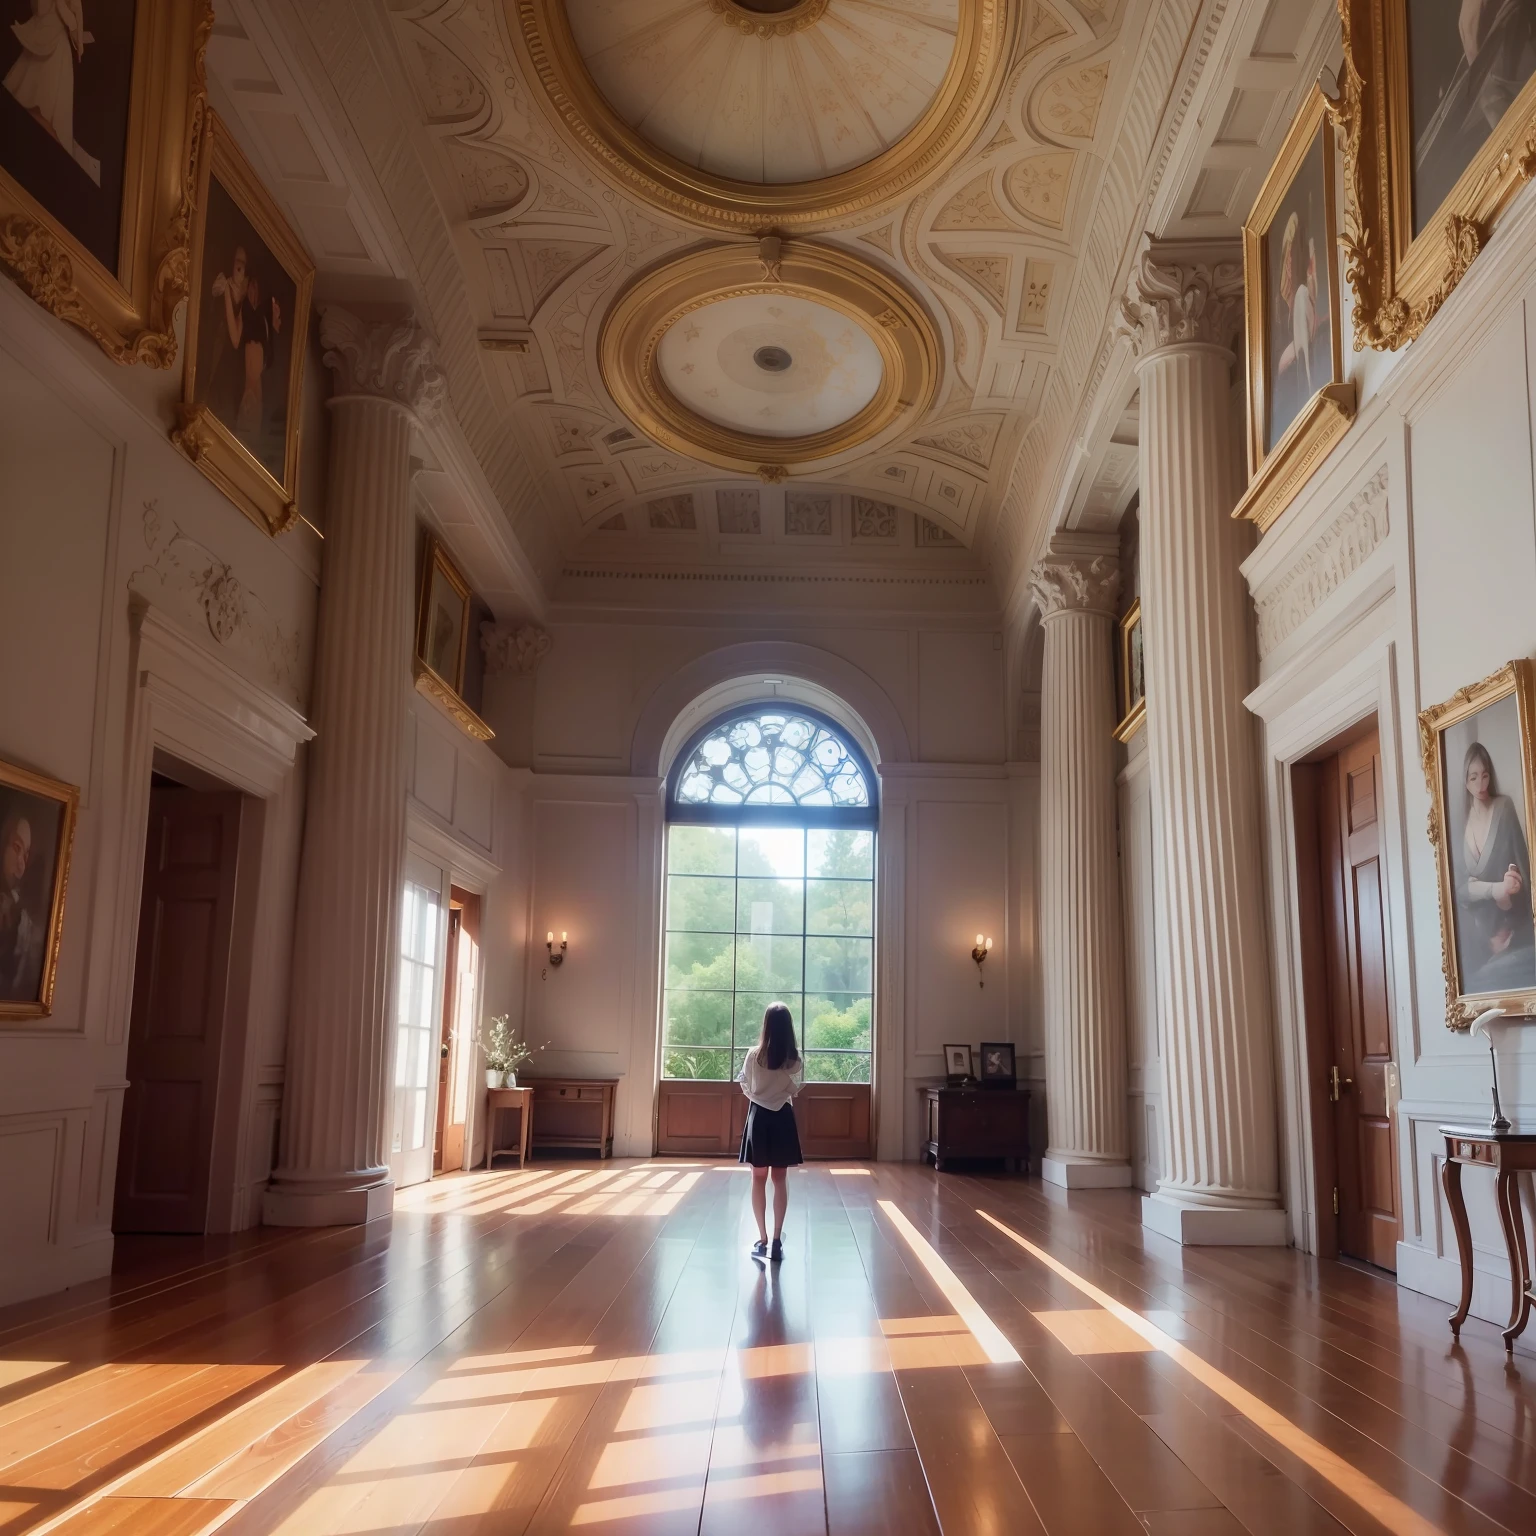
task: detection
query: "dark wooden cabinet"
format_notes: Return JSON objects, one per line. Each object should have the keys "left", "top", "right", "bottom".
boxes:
{"left": 523, "top": 1077, "right": 617, "bottom": 1158}
{"left": 920, "top": 1086, "right": 1031, "bottom": 1173}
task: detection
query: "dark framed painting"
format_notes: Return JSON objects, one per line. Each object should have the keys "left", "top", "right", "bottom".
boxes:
{"left": 0, "top": 758, "right": 79, "bottom": 1021}
{"left": 1114, "top": 597, "right": 1145, "bottom": 743}
{"left": 977, "top": 1041, "right": 1016, "bottom": 1089}
{"left": 413, "top": 535, "right": 493, "bottom": 743}
{"left": 1420, "top": 659, "right": 1536, "bottom": 1029}
{"left": 1337, "top": 0, "right": 1536, "bottom": 349}
{"left": 1237, "top": 86, "right": 1353, "bottom": 532}
{"left": 174, "top": 111, "right": 313, "bottom": 536}
{"left": 0, "top": 0, "right": 211, "bottom": 365}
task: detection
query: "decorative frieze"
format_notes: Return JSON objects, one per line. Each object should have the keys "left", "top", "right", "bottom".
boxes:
{"left": 481, "top": 622, "right": 553, "bottom": 675}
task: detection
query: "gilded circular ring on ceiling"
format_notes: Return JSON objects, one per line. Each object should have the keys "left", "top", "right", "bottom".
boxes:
{"left": 511, "top": 0, "right": 1018, "bottom": 233}
{"left": 598, "top": 240, "right": 940, "bottom": 476}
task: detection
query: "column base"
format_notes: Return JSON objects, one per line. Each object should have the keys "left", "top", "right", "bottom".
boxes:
{"left": 1141, "top": 1191, "right": 1287, "bottom": 1246}
{"left": 1042, "top": 1156, "right": 1133, "bottom": 1189}
{"left": 263, "top": 1177, "right": 394, "bottom": 1228}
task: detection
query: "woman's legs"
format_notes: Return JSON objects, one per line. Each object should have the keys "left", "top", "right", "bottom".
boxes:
{"left": 750, "top": 1165, "right": 770, "bottom": 1243}
{"left": 769, "top": 1164, "right": 789, "bottom": 1241}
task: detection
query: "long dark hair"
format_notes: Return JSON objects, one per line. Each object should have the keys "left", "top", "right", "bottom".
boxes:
{"left": 1463, "top": 741, "right": 1499, "bottom": 808}
{"left": 758, "top": 1002, "right": 800, "bottom": 1071}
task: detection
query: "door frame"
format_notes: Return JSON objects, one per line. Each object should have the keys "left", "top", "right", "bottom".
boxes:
{"left": 1247, "top": 624, "right": 1415, "bottom": 1257}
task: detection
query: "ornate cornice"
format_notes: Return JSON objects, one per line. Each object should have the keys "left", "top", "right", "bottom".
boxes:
{"left": 320, "top": 307, "right": 448, "bottom": 420}
{"left": 1030, "top": 555, "right": 1120, "bottom": 619}
{"left": 481, "top": 621, "right": 553, "bottom": 675}
{"left": 710, "top": 0, "right": 829, "bottom": 37}
{"left": 1119, "top": 242, "right": 1244, "bottom": 359}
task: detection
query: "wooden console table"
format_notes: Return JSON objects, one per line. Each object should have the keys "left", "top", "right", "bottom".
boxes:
{"left": 486, "top": 1086, "right": 534, "bottom": 1169}
{"left": 524, "top": 1077, "right": 617, "bottom": 1159}
{"left": 921, "top": 1086, "right": 1031, "bottom": 1174}
{"left": 1440, "top": 1124, "right": 1536, "bottom": 1351}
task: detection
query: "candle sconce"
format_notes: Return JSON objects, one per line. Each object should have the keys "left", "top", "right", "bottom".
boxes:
{"left": 545, "top": 931, "right": 567, "bottom": 970}
{"left": 971, "top": 934, "right": 993, "bottom": 988}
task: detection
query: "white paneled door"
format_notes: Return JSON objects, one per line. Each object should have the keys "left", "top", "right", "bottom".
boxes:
{"left": 392, "top": 856, "right": 447, "bottom": 1190}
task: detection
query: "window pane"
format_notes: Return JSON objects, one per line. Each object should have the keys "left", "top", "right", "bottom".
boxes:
{"left": 664, "top": 990, "right": 733, "bottom": 1048}
{"left": 669, "top": 825, "right": 736, "bottom": 875}
{"left": 736, "top": 877, "right": 804, "bottom": 935}
{"left": 666, "top": 931, "right": 735, "bottom": 989}
{"left": 804, "top": 992, "right": 871, "bottom": 1050}
{"left": 736, "top": 992, "right": 803, "bottom": 1050}
{"left": 804, "top": 1051, "right": 871, "bottom": 1083}
{"left": 738, "top": 826, "right": 805, "bottom": 878}
{"left": 663, "top": 1047, "right": 731, "bottom": 1080}
{"left": 738, "top": 932, "right": 803, "bottom": 993}
{"left": 806, "top": 935, "right": 872, "bottom": 993}
{"left": 806, "top": 879, "right": 872, "bottom": 936}
{"left": 808, "top": 829, "right": 874, "bottom": 879}
{"left": 668, "top": 875, "right": 735, "bottom": 932}
{"left": 732, "top": 1047, "right": 748, "bottom": 1080}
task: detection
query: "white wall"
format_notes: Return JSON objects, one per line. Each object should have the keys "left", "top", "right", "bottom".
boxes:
{"left": 1242, "top": 176, "right": 1536, "bottom": 1336}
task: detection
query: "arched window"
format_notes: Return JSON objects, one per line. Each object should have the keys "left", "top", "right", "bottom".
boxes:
{"left": 661, "top": 705, "right": 877, "bottom": 1084}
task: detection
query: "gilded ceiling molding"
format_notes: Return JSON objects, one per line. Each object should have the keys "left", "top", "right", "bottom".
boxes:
{"left": 509, "top": 0, "right": 1018, "bottom": 233}
{"left": 709, "top": 0, "right": 829, "bottom": 37}
{"left": 598, "top": 240, "right": 940, "bottom": 478}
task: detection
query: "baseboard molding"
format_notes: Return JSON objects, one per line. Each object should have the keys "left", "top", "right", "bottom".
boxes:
{"left": 1397, "top": 1240, "right": 1536, "bottom": 1353}
{"left": 1043, "top": 1156, "right": 1133, "bottom": 1188}
{"left": 1142, "top": 1192, "right": 1289, "bottom": 1246}
{"left": 0, "top": 1233, "right": 114, "bottom": 1309}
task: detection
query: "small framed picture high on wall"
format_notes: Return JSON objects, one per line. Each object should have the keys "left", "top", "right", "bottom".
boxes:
{"left": 173, "top": 112, "right": 313, "bottom": 537}
{"left": 1114, "top": 598, "right": 1145, "bottom": 743}
{"left": 1236, "top": 86, "right": 1355, "bottom": 533}
{"left": 0, "top": 759, "right": 79, "bottom": 1021}
{"left": 414, "top": 535, "right": 494, "bottom": 743}
{"left": 1420, "top": 659, "right": 1536, "bottom": 1029}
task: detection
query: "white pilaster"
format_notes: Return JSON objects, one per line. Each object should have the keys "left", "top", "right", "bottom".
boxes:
{"left": 1031, "top": 555, "right": 1132, "bottom": 1188}
{"left": 264, "top": 310, "right": 446, "bottom": 1227}
{"left": 1120, "top": 243, "right": 1286, "bottom": 1244}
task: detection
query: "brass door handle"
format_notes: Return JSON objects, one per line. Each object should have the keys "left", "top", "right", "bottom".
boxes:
{"left": 441, "top": 1041, "right": 450, "bottom": 1060}
{"left": 1329, "top": 1066, "right": 1354, "bottom": 1101}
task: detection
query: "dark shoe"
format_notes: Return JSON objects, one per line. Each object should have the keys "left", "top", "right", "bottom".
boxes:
{"left": 751, "top": 1239, "right": 769, "bottom": 1262}
{"left": 769, "top": 1238, "right": 783, "bottom": 1263}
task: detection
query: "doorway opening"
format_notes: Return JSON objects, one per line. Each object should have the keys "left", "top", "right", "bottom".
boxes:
{"left": 114, "top": 759, "right": 255, "bottom": 1235}
{"left": 655, "top": 704, "right": 877, "bottom": 1158}
{"left": 437, "top": 887, "right": 480, "bottom": 1174}
{"left": 1293, "top": 717, "right": 1402, "bottom": 1269}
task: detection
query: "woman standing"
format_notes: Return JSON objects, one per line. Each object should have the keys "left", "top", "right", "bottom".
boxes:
{"left": 1457, "top": 740, "right": 1535, "bottom": 992}
{"left": 738, "top": 1001, "right": 804, "bottom": 1263}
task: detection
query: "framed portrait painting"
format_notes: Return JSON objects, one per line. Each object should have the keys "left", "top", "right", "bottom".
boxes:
{"left": 0, "top": 0, "right": 211, "bottom": 366}
{"left": 0, "top": 759, "right": 79, "bottom": 1020}
{"left": 977, "top": 1041, "right": 1016, "bottom": 1089}
{"left": 413, "top": 535, "right": 493, "bottom": 742}
{"left": 173, "top": 111, "right": 313, "bottom": 537}
{"left": 1113, "top": 597, "right": 1145, "bottom": 743}
{"left": 1236, "top": 86, "right": 1355, "bottom": 532}
{"left": 1336, "top": 0, "right": 1536, "bottom": 350}
{"left": 1420, "top": 659, "right": 1536, "bottom": 1028}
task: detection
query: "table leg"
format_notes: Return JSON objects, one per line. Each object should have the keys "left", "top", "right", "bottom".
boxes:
{"left": 1497, "top": 1169, "right": 1533, "bottom": 1351}
{"left": 1443, "top": 1157, "right": 1473, "bottom": 1337}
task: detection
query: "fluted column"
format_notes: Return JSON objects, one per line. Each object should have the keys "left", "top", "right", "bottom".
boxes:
{"left": 1031, "top": 553, "right": 1132, "bottom": 1187}
{"left": 1120, "top": 242, "right": 1285, "bottom": 1245}
{"left": 264, "top": 309, "right": 446, "bottom": 1227}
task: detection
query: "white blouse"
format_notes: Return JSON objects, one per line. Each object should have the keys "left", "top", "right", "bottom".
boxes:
{"left": 737, "top": 1045, "right": 804, "bottom": 1112}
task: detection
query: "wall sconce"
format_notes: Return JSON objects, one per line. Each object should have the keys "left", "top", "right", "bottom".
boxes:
{"left": 546, "top": 930, "right": 567, "bottom": 967}
{"left": 972, "top": 933, "right": 993, "bottom": 987}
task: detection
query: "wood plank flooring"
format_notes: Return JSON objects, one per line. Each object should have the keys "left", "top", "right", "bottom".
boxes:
{"left": 0, "top": 1161, "right": 1532, "bottom": 1535}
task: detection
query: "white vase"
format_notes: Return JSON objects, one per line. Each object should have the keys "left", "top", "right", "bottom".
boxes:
{"left": 505, "top": 1070, "right": 518, "bottom": 1089}
{"left": 486, "top": 1068, "right": 504, "bottom": 1089}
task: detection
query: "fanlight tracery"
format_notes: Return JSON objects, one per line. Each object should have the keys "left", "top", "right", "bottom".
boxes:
{"left": 667, "top": 708, "right": 877, "bottom": 826}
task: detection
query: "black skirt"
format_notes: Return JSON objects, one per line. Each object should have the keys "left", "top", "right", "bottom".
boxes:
{"left": 739, "top": 1100, "right": 803, "bottom": 1168}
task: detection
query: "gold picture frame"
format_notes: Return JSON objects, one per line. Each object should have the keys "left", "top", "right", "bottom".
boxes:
{"left": 1333, "top": 0, "right": 1536, "bottom": 351}
{"left": 1114, "top": 598, "right": 1145, "bottom": 743}
{"left": 0, "top": 759, "right": 80, "bottom": 1022}
{"left": 1419, "top": 659, "right": 1536, "bottom": 1030}
{"left": 414, "top": 536, "right": 493, "bottom": 743}
{"left": 1236, "top": 86, "right": 1356, "bottom": 532}
{"left": 0, "top": 0, "right": 212, "bottom": 367}
{"left": 173, "top": 112, "right": 314, "bottom": 537}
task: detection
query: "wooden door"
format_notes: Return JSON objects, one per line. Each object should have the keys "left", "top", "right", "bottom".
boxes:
{"left": 435, "top": 892, "right": 477, "bottom": 1173}
{"left": 114, "top": 789, "right": 242, "bottom": 1234}
{"left": 435, "top": 908, "right": 460, "bottom": 1173}
{"left": 1319, "top": 731, "right": 1401, "bottom": 1270}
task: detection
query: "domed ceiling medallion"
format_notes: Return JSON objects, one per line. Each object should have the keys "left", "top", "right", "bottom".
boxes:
{"left": 599, "top": 240, "right": 940, "bottom": 476}
{"left": 513, "top": 0, "right": 1017, "bottom": 232}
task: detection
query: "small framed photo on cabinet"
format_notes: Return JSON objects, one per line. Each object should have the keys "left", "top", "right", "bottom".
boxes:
{"left": 0, "top": 759, "right": 79, "bottom": 1021}
{"left": 944, "top": 1043, "right": 972, "bottom": 1084}
{"left": 1419, "top": 659, "right": 1536, "bottom": 1029}
{"left": 977, "top": 1041, "right": 1016, "bottom": 1089}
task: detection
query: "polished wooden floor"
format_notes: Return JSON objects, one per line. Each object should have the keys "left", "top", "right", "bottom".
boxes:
{"left": 2, "top": 1161, "right": 1534, "bottom": 1535}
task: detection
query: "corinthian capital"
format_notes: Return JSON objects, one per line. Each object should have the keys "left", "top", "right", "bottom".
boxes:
{"left": 481, "top": 621, "right": 552, "bottom": 675}
{"left": 1030, "top": 555, "right": 1120, "bottom": 619}
{"left": 1118, "top": 240, "right": 1243, "bottom": 359}
{"left": 320, "top": 307, "right": 448, "bottom": 419}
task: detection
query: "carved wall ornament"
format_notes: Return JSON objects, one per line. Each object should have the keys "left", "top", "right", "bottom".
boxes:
{"left": 851, "top": 498, "right": 898, "bottom": 539}
{"left": 1118, "top": 243, "right": 1243, "bottom": 358}
{"left": 320, "top": 307, "right": 448, "bottom": 420}
{"left": 647, "top": 494, "right": 697, "bottom": 530}
{"left": 933, "top": 172, "right": 1017, "bottom": 232}
{"left": 1029, "top": 554, "right": 1120, "bottom": 618}
{"left": 938, "top": 251, "right": 1010, "bottom": 315}
{"left": 916, "top": 517, "right": 962, "bottom": 547}
{"left": 1330, "top": 0, "right": 1536, "bottom": 351}
{"left": 786, "top": 492, "right": 834, "bottom": 535}
{"left": 717, "top": 489, "right": 763, "bottom": 534}
{"left": 1018, "top": 260, "right": 1053, "bottom": 329}
{"left": 1002, "top": 151, "right": 1075, "bottom": 228}
{"left": 914, "top": 416, "right": 1001, "bottom": 468}
{"left": 481, "top": 622, "right": 553, "bottom": 675}
{"left": 1252, "top": 466, "right": 1389, "bottom": 656}
{"left": 1038, "top": 61, "right": 1111, "bottom": 139}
